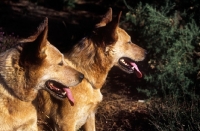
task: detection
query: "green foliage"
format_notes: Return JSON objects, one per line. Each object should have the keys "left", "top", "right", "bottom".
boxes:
{"left": 124, "top": 0, "right": 200, "bottom": 130}
{"left": 125, "top": 0, "right": 200, "bottom": 98}
{"left": 63, "top": 0, "right": 75, "bottom": 8}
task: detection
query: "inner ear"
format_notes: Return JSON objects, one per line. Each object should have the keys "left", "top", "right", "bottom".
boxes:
{"left": 107, "top": 10, "right": 121, "bottom": 33}
{"left": 95, "top": 7, "right": 112, "bottom": 28}
{"left": 103, "top": 11, "right": 122, "bottom": 44}
{"left": 20, "top": 18, "right": 48, "bottom": 65}
{"left": 35, "top": 18, "right": 48, "bottom": 59}
{"left": 92, "top": 10, "right": 122, "bottom": 46}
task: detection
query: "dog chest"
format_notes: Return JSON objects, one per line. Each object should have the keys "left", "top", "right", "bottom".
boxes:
{"left": 75, "top": 89, "right": 103, "bottom": 129}
{"left": 0, "top": 97, "right": 37, "bottom": 130}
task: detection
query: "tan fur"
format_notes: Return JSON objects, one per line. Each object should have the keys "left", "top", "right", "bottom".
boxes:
{"left": 0, "top": 18, "right": 83, "bottom": 131}
{"left": 37, "top": 8, "right": 146, "bottom": 131}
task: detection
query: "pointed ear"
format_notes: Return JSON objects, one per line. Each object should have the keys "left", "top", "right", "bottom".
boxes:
{"left": 110, "top": 11, "right": 122, "bottom": 31}
{"left": 95, "top": 7, "right": 112, "bottom": 28}
{"left": 105, "top": 11, "right": 122, "bottom": 43}
{"left": 20, "top": 18, "right": 48, "bottom": 65}
{"left": 92, "top": 9, "right": 122, "bottom": 46}
{"left": 35, "top": 17, "right": 48, "bottom": 59}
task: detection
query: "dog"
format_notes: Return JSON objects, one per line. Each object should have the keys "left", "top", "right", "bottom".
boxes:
{"left": 0, "top": 17, "right": 83, "bottom": 131}
{"left": 37, "top": 8, "right": 146, "bottom": 131}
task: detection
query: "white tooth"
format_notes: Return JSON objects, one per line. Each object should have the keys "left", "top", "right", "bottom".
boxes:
{"left": 62, "top": 92, "right": 66, "bottom": 95}
{"left": 120, "top": 59, "right": 130, "bottom": 66}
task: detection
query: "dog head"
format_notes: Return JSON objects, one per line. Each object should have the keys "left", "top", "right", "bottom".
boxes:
{"left": 92, "top": 8, "right": 146, "bottom": 78}
{"left": 19, "top": 18, "right": 83, "bottom": 104}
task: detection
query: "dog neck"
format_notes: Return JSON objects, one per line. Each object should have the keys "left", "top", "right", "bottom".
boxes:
{"left": 65, "top": 38, "right": 114, "bottom": 89}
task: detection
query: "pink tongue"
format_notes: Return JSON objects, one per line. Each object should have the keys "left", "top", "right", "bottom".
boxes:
{"left": 63, "top": 88, "right": 74, "bottom": 106}
{"left": 130, "top": 63, "right": 142, "bottom": 78}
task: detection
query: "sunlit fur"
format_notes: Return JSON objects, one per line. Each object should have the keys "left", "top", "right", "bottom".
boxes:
{"left": 37, "top": 8, "right": 146, "bottom": 131}
{"left": 0, "top": 18, "right": 82, "bottom": 131}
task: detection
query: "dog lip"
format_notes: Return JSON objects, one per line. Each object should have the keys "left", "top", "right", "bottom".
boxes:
{"left": 45, "top": 80, "right": 75, "bottom": 105}
{"left": 118, "top": 57, "right": 135, "bottom": 72}
{"left": 45, "top": 80, "right": 68, "bottom": 98}
{"left": 118, "top": 57, "right": 142, "bottom": 78}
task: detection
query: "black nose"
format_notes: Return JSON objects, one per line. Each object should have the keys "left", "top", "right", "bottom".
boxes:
{"left": 79, "top": 73, "right": 84, "bottom": 81}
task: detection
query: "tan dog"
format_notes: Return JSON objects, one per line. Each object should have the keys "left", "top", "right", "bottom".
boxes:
{"left": 37, "top": 8, "right": 146, "bottom": 131}
{"left": 0, "top": 18, "right": 83, "bottom": 131}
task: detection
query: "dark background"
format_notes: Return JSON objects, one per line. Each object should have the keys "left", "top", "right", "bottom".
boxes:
{"left": 2, "top": 0, "right": 199, "bottom": 130}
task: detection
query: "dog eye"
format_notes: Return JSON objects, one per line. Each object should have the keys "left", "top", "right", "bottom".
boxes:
{"left": 127, "top": 41, "right": 132, "bottom": 44}
{"left": 58, "top": 61, "right": 63, "bottom": 66}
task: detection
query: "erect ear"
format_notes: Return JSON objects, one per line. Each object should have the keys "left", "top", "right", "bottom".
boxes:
{"left": 35, "top": 17, "right": 48, "bottom": 59}
{"left": 94, "top": 8, "right": 122, "bottom": 45}
{"left": 20, "top": 17, "right": 48, "bottom": 65}
{"left": 95, "top": 7, "right": 112, "bottom": 28}
{"left": 105, "top": 10, "right": 122, "bottom": 43}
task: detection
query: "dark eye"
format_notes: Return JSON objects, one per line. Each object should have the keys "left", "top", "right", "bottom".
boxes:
{"left": 127, "top": 41, "right": 132, "bottom": 44}
{"left": 58, "top": 61, "right": 63, "bottom": 66}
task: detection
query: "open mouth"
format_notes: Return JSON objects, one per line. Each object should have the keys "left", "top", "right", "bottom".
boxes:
{"left": 45, "top": 80, "right": 74, "bottom": 106}
{"left": 118, "top": 57, "right": 142, "bottom": 78}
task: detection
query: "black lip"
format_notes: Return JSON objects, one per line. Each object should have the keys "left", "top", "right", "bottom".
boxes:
{"left": 45, "top": 80, "right": 68, "bottom": 99}
{"left": 118, "top": 57, "right": 136, "bottom": 73}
